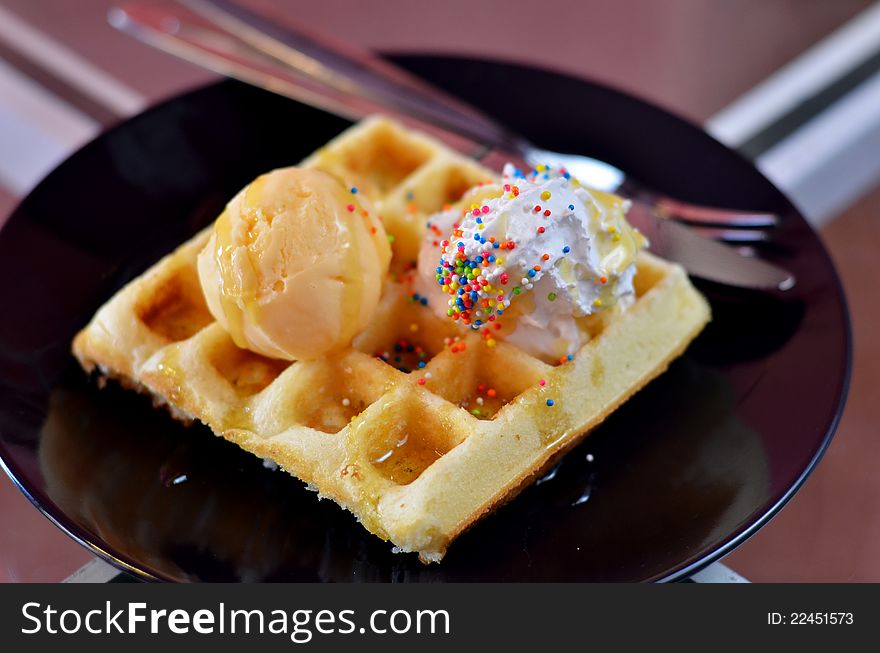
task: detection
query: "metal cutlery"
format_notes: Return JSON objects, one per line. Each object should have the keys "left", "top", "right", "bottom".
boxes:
{"left": 109, "top": 0, "right": 795, "bottom": 291}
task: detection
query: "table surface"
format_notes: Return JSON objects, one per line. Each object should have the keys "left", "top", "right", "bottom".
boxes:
{"left": 0, "top": 0, "right": 877, "bottom": 582}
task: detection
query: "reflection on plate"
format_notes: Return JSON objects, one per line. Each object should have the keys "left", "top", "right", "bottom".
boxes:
{"left": 39, "top": 358, "right": 766, "bottom": 582}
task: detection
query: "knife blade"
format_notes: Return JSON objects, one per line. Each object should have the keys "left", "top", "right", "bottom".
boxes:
{"left": 626, "top": 202, "right": 796, "bottom": 291}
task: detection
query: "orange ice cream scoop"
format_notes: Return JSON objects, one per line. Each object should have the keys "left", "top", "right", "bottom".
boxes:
{"left": 197, "top": 167, "right": 391, "bottom": 360}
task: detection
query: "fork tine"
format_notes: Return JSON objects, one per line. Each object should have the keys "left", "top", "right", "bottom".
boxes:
{"left": 655, "top": 198, "right": 778, "bottom": 228}
{"left": 688, "top": 227, "right": 770, "bottom": 243}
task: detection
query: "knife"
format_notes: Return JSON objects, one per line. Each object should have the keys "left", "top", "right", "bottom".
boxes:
{"left": 625, "top": 203, "right": 795, "bottom": 290}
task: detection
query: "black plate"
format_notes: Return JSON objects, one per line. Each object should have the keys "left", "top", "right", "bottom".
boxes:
{"left": 0, "top": 56, "right": 850, "bottom": 582}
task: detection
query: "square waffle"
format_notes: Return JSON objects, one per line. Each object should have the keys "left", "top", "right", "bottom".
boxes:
{"left": 72, "top": 117, "right": 711, "bottom": 562}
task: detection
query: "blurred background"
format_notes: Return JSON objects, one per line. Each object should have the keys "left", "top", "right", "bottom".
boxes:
{"left": 0, "top": 0, "right": 878, "bottom": 582}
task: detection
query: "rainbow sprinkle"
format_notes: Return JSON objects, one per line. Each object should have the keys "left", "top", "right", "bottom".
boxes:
{"left": 375, "top": 338, "right": 427, "bottom": 373}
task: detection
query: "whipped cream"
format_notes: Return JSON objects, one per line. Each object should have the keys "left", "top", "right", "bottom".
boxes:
{"left": 417, "top": 163, "right": 646, "bottom": 362}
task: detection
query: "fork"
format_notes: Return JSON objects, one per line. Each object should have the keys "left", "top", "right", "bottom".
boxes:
{"left": 143, "top": 0, "right": 781, "bottom": 242}
{"left": 110, "top": 0, "right": 794, "bottom": 289}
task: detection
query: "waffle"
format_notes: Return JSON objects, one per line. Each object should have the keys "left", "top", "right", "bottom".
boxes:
{"left": 72, "top": 117, "right": 711, "bottom": 562}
